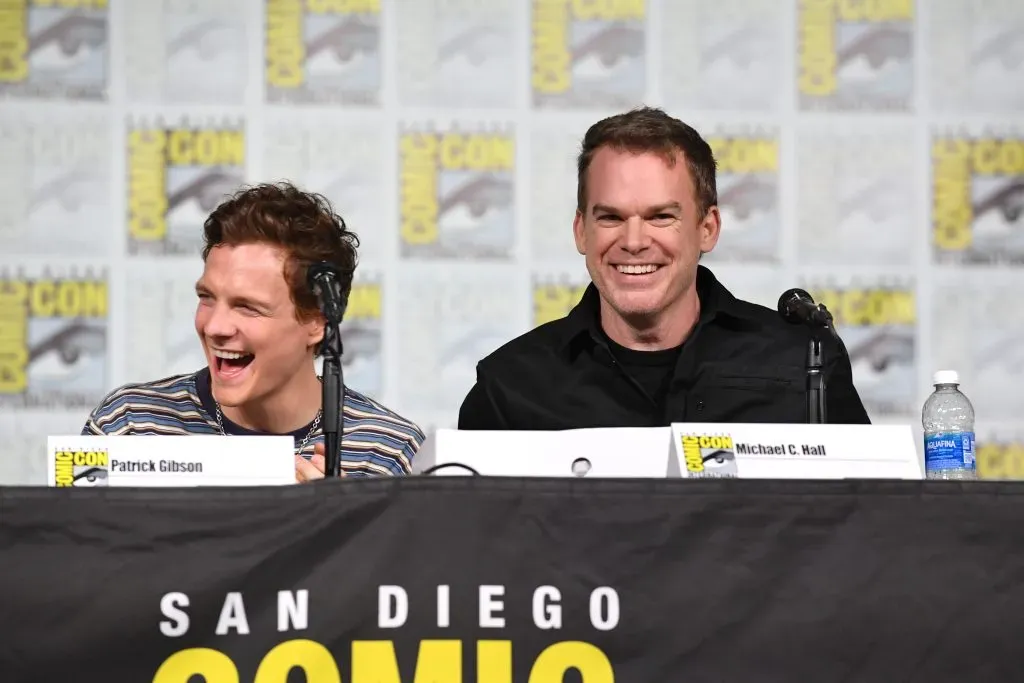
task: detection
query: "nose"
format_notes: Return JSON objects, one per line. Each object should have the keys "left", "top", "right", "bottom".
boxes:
{"left": 199, "top": 302, "right": 237, "bottom": 341}
{"left": 621, "top": 216, "right": 651, "bottom": 253}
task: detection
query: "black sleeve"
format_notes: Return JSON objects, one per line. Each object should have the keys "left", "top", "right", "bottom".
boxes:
{"left": 825, "top": 336, "right": 872, "bottom": 424}
{"left": 457, "top": 370, "right": 509, "bottom": 430}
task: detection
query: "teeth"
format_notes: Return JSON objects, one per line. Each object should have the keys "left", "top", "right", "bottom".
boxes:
{"left": 616, "top": 264, "right": 659, "bottom": 274}
{"left": 212, "top": 349, "right": 250, "bottom": 360}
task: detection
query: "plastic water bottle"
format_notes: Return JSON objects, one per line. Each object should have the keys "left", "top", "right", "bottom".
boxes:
{"left": 922, "top": 370, "right": 976, "bottom": 480}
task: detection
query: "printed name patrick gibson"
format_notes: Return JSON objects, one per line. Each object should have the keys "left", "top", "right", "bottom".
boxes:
{"left": 111, "top": 460, "right": 204, "bottom": 473}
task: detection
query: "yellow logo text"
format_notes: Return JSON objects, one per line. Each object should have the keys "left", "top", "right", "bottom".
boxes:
{"left": 681, "top": 436, "right": 704, "bottom": 473}
{"left": 709, "top": 137, "right": 779, "bottom": 174}
{"left": 532, "top": 0, "right": 571, "bottom": 95}
{"left": 571, "top": 0, "right": 643, "bottom": 20}
{"left": 346, "top": 283, "right": 381, "bottom": 321}
{"left": 440, "top": 133, "right": 514, "bottom": 172}
{"left": 28, "top": 279, "right": 107, "bottom": 318}
{"left": 399, "top": 133, "right": 440, "bottom": 246}
{"left": 54, "top": 449, "right": 108, "bottom": 487}
{"left": 797, "top": 0, "right": 836, "bottom": 97}
{"left": 835, "top": 0, "right": 912, "bottom": 22}
{"left": 167, "top": 129, "right": 245, "bottom": 167}
{"left": 53, "top": 449, "right": 73, "bottom": 486}
{"left": 812, "top": 287, "right": 915, "bottom": 327}
{"left": 306, "top": 0, "right": 379, "bottom": 13}
{"left": 32, "top": 0, "right": 108, "bottom": 7}
{"left": 0, "top": 280, "right": 29, "bottom": 393}
{"left": 533, "top": 283, "right": 586, "bottom": 328}
{"left": 128, "top": 130, "right": 168, "bottom": 241}
{"left": 977, "top": 442, "right": 1024, "bottom": 481}
{"left": 932, "top": 137, "right": 1024, "bottom": 252}
{"left": 153, "top": 639, "right": 614, "bottom": 683}
{"left": 0, "top": 0, "right": 28, "bottom": 84}
{"left": 266, "top": 0, "right": 304, "bottom": 88}
{"left": 399, "top": 131, "right": 514, "bottom": 247}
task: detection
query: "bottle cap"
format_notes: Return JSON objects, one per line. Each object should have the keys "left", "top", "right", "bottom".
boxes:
{"left": 933, "top": 370, "right": 959, "bottom": 386}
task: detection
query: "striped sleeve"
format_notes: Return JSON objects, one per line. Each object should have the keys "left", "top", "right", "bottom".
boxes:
{"left": 339, "top": 390, "right": 426, "bottom": 475}
{"left": 80, "top": 374, "right": 213, "bottom": 436}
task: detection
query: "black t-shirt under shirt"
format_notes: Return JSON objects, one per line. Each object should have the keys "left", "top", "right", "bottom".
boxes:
{"left": 602, "top": 335, "right": 682, "bottom": 412}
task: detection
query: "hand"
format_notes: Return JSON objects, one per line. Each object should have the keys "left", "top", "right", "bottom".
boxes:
{"left": 295, "top": 443, "right": 343, "bottom": 483}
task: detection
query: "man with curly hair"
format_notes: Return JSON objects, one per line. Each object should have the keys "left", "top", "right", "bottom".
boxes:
{"left": 82, "top": 182, "right": 424, "bottom": 481}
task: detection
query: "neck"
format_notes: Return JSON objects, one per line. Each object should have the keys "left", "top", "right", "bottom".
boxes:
{"left": 220, "top": 365, "right": 322, "bottom": 434}
{"left": 600, "top": 287, "right": 700, "bottom": 351}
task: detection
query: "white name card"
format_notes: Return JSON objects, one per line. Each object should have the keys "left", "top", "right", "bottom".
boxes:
{"left": 47, "top": 435, "right": 296, "bottom": 487}
{"left": 424, "top": 427, "right": 679, "bottom": 478}
{"left": 670, "top": 423, "right": 922, "bottom": 480}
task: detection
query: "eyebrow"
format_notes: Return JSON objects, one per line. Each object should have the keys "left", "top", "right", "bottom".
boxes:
{"left": 592, "top": 202, "right": 683, "bottom": 216}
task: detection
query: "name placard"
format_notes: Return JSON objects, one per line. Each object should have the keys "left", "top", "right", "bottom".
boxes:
{"left": 669, "top": 423, "right": 922, "bottom": 480}
{"left": 47, "top": 435, "right": 296, "bottom": 487}
{"left": 424, "top": 428, "right": 679, "bottom": 478}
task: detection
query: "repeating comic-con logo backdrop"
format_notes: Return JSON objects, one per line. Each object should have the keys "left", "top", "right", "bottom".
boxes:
{"left": 1, "top": 0, "right": 1023, "bottom": 484}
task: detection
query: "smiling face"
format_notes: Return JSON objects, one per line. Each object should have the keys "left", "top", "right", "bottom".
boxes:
{"left": 573, "top": 146, "right": 721, "bottom": 327}
{"left": 194, "top": 242, "right": 324, "bottom": 412}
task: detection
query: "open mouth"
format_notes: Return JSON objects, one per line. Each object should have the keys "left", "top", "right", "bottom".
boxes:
{"left": 212, "top": 349, "right": 254, "bottom": 378}
{"left": 615, "top": 264, "right": 661, "bottom": 275}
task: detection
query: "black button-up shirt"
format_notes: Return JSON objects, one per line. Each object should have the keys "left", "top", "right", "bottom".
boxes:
{"left": 458, "top": 266, "right": 871, "bottom": 429}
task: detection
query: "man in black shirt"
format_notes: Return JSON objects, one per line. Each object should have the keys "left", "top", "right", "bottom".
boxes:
{"left": 458, "top": 107, "right": 870, "bottom": 429}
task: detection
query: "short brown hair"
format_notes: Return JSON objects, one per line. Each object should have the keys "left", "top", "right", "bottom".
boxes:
{"left": 201, "top": 182, "right": 360, "bottom": 324}
{"left": 576, "top": 106, "right": 718, "bottom": 217}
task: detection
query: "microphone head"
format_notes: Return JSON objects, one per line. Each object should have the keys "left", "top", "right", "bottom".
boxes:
{"left": 306, "top": 262, "right": 337, "bottom": 290}
{"left": 778, "top": 288, "right": 812, "bottom": 317}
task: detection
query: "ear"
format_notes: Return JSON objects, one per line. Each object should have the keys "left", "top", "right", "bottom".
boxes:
{"left": 573, "top": 210, "right": 586, "bottom": 255}
{"left": 698, "top": 205, "right": 722, "bottom": 255}
{"left": 305, "top": 313, "right": 325, "bottom": 350}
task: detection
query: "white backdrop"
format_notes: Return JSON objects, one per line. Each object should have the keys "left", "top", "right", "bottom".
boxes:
{"left": 1, "top": 0, "right": 1023, "bottom": 484}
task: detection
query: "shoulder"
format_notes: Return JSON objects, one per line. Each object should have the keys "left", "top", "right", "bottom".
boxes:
{"left": 475, "top": 318, "right": 570, "bottom": 380}
{"left": 341, "top": 388, "right": 426, "bottom": 473}
{"left": 723, "top": 294, "right": 852, "bottom": 368}
{"left": 83, "top": 372, "right": 209, "bottom": 435}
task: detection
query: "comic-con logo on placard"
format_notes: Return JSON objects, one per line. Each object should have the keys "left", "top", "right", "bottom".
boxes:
{"left": 703, "top": 129, "right": 780, "bottom": 263}
{"left": 797, "top": 0, "right": 914, "bottom": 111}
{"left": 809, "top": 282, "right": 916, "bottom": 417}
{"left": 680, "top": 433, "right": 738, "bottom": 478}
{"left": 532, "top": 277, "right": 588, "bottom": 328}
{"left": 53, "top": 447, "right": 108, "bottom": 487}
{"left": 0, "top": 0, "right": 108, "bottom": 100}
{"left": 531, "top": 0, "right": 646, "bottom": 108}
{"left": 0, "top": 269, "right": 108, "bottom": 410}
{"left": 126, "top": 119, "right": 246, "bottom": 257}
{"left": 264, "top": 0, "right": 380, "bottom": 106}
{"left": 338, "top": 278, "right": 383, "bottom": 400}
{"left": 398, "top": 124, "right": 515, "bottom": 260}
{"left": 932, "top": 132, "right": 1024, "bottom": 265}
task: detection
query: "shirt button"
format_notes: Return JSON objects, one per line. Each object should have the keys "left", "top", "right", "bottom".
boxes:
{"left": 696, "top": 400, "right": 705, "bottom": 412}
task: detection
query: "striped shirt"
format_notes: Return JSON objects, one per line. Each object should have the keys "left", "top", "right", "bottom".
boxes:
{"left": 81, "top": 368, "right": 424, "bottom": 476}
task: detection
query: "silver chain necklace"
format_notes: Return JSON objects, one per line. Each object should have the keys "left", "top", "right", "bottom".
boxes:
{"left": 215, "top": 403, "right": 323, "bottom": 455}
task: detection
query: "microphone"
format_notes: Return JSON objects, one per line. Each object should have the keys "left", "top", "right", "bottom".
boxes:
{"left": 777, "top": 288, "right": 833, "bottom": 329}
{"left": 307, "top": 262, "right": 345, "bottom": 326}
{"left": 777, "top": 288, "right": 837, "bottom": 425}
{"left": 306, "top": 261, "right": 346, "bottom": 479}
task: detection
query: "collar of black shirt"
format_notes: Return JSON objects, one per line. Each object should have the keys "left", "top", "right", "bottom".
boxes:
{"left": 558, "top": 265, "right": 764, "bottom": 358}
